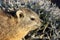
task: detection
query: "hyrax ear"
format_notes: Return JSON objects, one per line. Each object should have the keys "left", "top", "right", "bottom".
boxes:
{"left": 16, "top": 10, "right": 24, "bottom": 18}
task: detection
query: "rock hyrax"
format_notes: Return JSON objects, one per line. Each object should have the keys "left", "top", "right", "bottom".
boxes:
{"left": 0, "top": 8, "right": 42, "bottom": 40}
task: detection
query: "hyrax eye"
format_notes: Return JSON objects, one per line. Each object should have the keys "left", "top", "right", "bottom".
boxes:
{"left": 19, "top": 13, "right": 24, "bottom": 18}
{"left": 31, "top": 18, "right": 35, "bottom": 21}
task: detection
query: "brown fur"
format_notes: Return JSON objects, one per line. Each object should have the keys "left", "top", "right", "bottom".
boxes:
{"left": 0, "top": 8, "right": 42, "bottom": 40}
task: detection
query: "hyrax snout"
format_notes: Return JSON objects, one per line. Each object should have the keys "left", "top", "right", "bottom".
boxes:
{"left": 0, "top": 8, "right": 42, "bottom": 40}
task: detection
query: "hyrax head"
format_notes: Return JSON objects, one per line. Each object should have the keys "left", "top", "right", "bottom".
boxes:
{"left": 16, "top": 8, "right": 42, "bottom": 30}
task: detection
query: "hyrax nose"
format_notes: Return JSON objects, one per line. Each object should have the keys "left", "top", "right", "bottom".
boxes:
{"left": 37, "top": 19, "right": 42, "bottom": 27}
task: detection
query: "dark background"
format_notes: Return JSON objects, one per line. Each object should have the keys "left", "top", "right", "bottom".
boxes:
{"left": 51, "top": 0, "right": 60, "bottom": 8}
